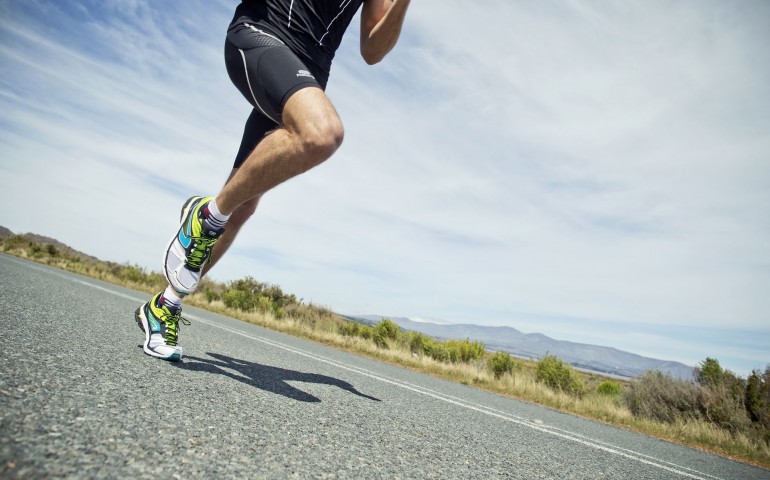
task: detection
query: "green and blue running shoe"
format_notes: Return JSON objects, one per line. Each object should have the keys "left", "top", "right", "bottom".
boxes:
{"left": 163, "top": 196, "right": 223, "bottom": 295}
{"left": 135, "top": 293, "right": 190, "bottom": 361}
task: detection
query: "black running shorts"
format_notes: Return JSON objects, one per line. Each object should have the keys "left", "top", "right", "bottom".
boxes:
{"left": 224, "top": 22, "right": 326, "bottom": 168}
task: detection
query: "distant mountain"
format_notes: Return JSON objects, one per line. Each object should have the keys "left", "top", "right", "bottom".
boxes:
{"left": 0, "top": 226, "right": 98, "bottom": 262}
{"left": 346, "top": 315, "right": 694, "bottom": 380}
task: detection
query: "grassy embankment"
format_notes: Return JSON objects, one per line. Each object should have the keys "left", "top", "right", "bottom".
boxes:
{"left": 2, "top": 233, "right": 769, "bottom": 469}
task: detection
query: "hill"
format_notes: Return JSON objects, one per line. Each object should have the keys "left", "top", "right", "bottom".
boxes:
{"left": 347, "top": 315, "right": 694, "bottom": 380}
{"left": 0, "top": 226, "right": 99, "bottom": 262}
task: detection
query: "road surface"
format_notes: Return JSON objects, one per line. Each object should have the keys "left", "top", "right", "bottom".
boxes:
{"left": 1, "top": 253, "right": 768, "bottom": 479}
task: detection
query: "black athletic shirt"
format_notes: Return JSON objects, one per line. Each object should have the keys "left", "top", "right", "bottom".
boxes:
{"left": 231, "top": 0, "right": 366, "bottom": 78}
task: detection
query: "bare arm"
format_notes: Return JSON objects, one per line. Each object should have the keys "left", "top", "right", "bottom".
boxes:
{"left": 360, "top": 0, "right": 411, "bottom": 65}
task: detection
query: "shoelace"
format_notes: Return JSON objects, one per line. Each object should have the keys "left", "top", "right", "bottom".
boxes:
{"left": 185, "top": 236, "right": 218, "bottom": 270}
{"left": 159, "top": 310, "right": 191, "bottom": 347}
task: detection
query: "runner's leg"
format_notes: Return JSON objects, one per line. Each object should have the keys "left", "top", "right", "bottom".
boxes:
{"left": 216, "top": 24, "right": 341, "bottom": 215}
{"left": 203, "top": 169, "right": 261, "bottom": 275}
{"left": 203, "top": 103, "right": 275, "bottom": 276}
{"left": 214, "top": 87, "right": 343, "bottom": 215}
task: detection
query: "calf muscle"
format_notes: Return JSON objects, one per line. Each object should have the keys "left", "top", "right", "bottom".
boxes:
{"left": 215, "top": 88, "right": 343, "bottom": 215}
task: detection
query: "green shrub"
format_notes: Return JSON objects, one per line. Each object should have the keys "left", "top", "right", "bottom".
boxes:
{"left": 626, "top": 370, "right": 703, "bottom": 424}
{"left": 488, "top": 351, "right": 517, "bottom": 378}
{"left": 699, "top": 379, "right": 750, "bottom": 432}
{"left": 746, "top": 367, "right": 770, "bottom": 428}
{"left": 2, "top": 235, "right": 28, "bottom": 251}
{"left": 405, "top": 331, "right": 429, "bottom": 354}
{"left": 628, "top": 365, "right": 757, "bottom": 432}
{"left": 536, "top": 355, "right": 584, "bottom": 395}
{"left": 597, "top": 380, "right": 622, "bottom": 396}
{"left": 122, "top": 264, "right": 147, "bottom": 284}
{"left": 220, "top": 276, "right": 302, "bottom": 315}
{"left": 358, "top": 325, "right": 373, "bottom": 340}
{"left": 46, "top": 244, "right": 59, "bottom": 257}
{"left": 424, "top": 341, "right": 450, "bottom": 363}
{"left": 372, "top": 331, "right": 389, "bottom": 349}
{"left": 340, "top": 321, "right": 361, "bottom": 337}
{"left": 256, "top": 295, "right": 273, "bottom": 313}
{"left": 445, "top": 339, "right": 485, "bottom": 363}
{"left": 700, "top": 368, "right": 749, "bottom": 431}
{"left": 374, "top": 319, "right": 402, "bottom": 343}
{"left": 696, "top": 357, "right": 725, "bottom": 388}
{"left": 203, "top": 287, "right": 221, "bottom": 303}
{"left": 226, "top": 276, "right": 297, "bottom": 310}
{"left": 222, "top": 289, "right": 252, "bottom": 311}
{"left": 692, "top": 357, "right": 751, "bottom": 432}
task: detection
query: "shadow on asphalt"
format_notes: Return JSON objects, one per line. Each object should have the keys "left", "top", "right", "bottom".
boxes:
{"left": 174, "top": 352, "right": 382, "bottom": 403}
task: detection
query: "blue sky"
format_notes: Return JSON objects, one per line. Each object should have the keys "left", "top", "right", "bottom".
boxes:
{"left": 2, "top": 0, "right": 769, "bottom": 376}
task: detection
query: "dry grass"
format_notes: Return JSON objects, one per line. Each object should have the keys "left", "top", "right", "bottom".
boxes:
{"left": 183, "top": 292, "right": 770, "bottom": 467}
{"left": 2, "top": 240, "right": 769, "bottom": 469}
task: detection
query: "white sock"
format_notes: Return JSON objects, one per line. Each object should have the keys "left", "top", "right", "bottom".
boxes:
{"left": 160, "top": 286, "right": 184, "bottom": 309}
{"left": 205, "top": 198, "right": 230, "bottom": 228}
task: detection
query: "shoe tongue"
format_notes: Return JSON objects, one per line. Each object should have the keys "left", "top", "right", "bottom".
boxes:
{"left": 201, "top": 218, "right": 224, "bottom": 238}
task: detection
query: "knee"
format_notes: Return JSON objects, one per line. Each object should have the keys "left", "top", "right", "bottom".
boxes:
{"left": 300, "top": 115, "right": 344, "bottom": 160}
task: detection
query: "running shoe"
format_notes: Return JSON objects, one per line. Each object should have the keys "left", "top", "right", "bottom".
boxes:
{"left": 135, "top": 293, "right": 190, "bottom": 361}
{"left": 163, "top": 196, "right": 223, "bottom": 295}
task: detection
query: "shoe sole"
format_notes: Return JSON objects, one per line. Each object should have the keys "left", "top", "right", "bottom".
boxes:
{"left": 162, "top": 196, "right": 204, "bottom": 295}
{"left": 134, "top": 306, "right": 182, "bottom": 362}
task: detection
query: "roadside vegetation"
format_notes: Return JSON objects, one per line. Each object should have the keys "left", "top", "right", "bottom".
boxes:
{"left": 3, "top": 233, "right": 769, "bottom": 468}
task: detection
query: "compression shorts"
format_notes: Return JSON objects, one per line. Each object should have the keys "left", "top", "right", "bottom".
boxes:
{"left": 224, "top": 21, "right": 326, "bottom": 168}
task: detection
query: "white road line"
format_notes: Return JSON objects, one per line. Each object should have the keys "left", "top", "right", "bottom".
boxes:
{"left": 186, "top": 314, "right": 719, "bottom": 480}
{"left": 12, "top": 257, "right": 722, "bottom": 480}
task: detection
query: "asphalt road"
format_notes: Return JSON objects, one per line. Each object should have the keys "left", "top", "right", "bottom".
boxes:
{"left": 1, "top": 253, "right": 768, "bottom": 479}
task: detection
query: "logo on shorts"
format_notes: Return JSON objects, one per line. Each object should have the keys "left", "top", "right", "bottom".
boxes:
{"left": 296, "top": 70, "right": 315, "bottom": 79}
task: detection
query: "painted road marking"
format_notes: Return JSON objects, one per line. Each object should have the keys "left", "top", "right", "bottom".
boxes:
{"left": 11, "top": 257, "right": 724, "bottom": 480}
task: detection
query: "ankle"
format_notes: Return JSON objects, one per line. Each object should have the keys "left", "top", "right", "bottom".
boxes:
{"left": 159, "top": 286, "right": 184, "bottom": 310}
{"left": 204, "top": 198, "right": 230, "bottom": 228}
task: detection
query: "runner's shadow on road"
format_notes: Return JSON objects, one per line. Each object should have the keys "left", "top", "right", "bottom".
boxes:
{"left": 175, "top": 352, "right": 381, "bottom": 403}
